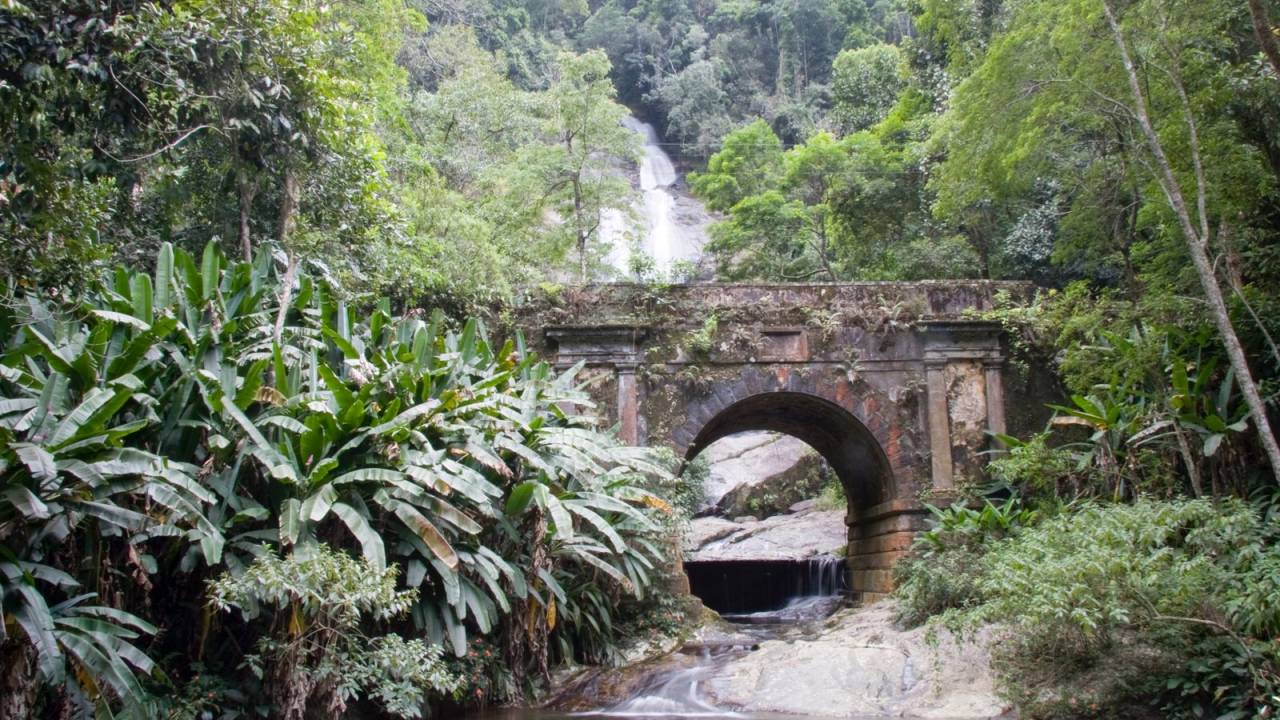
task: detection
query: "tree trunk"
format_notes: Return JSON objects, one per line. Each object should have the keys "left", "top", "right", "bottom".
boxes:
{"left": 1247, "top": 0, "right": 1280, "bottom": 81}
{"left": 274, "top": 255, "right": 299, "bottom": 347}
{"left": 1102, "top": 0, "right": 1280, "bottom": 485}
{"left": 277, "top": 170, "right": 299, "bottom": 245}
{"left": 238, "top": 174, "right": 257, "bottom": 262}
{"left": 572, "top": 178, "right": 589, "bottom": 281}
{"left": 0, "top": 640, "right": 37, "bottom": 719}
{"left": 1173, "top": 421, "right": 1204, "bottom": 497}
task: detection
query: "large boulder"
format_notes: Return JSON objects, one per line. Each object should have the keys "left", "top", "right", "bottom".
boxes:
{"left": 685, "top": 505, "right": 846, "bottom": 561}
{"left": 701, "top": 431, "right": 830, "bottom": 519}
{"left": 705, "top": 602, "right": 1013, "bottom": 718}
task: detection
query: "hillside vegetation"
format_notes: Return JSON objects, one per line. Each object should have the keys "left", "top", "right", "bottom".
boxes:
{"left": 3, "top": 0, "right": 1280, "bottom": 717}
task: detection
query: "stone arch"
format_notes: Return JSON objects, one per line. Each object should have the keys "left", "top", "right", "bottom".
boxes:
{"left": 672, "top": 382, "right": 923, "bottom": 600}
{"left": 682, "top": 391, "right": 896, "bottom": 512}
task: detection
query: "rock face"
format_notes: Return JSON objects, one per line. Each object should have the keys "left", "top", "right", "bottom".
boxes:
{"left": 705, "top": 602, "right": 1013, "bottom": 719}
{"left": 700, "top": 431, "right": 830, "bottom": 519}
{"left": 685, "top": 505, "right": 846, "bottom": 561}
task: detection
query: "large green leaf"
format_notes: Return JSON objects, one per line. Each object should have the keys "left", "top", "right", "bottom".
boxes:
{"left": 14, "top": 444, "right": 57, "bottom": 481}
{"left": 66, "top": 500, "right": 149, "bottom": 532}
{"left": 4, "top": 485, "right": 50, "bottom": 519}
{"left": 200, "top": 241, "right": 220, "bottom": 301}
{"left": 300, "top": 484, "right": 337, "bottom": 523}
{"left": 48, "top": 386, "right": 133, "bottom": 447}
{"left": 331, "top": 501, "right": 386, "bottom": 571}
{"left": 12, "top": 583, "right": 64, "bottom": 684}
{"left": 505, "top": 481, "right": 538, "bottom": 516}
{"left": 418, "top": 495, "right": 482, "bottom": 534}
{"left": 380, "top": 493, "right": 458, "bottom": 569}
{"left": 564, "top": 501, "right": 627, "bottom": 553}
{"left": 154, "top": 243, "right": 174, "bottom": 310}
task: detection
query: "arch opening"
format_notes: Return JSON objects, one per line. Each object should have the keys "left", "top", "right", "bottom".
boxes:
{"left": 683, "top": 391, "right": 895, "bottom": 512}
{"left": 679, "top": 392, "right": 897, "bottom": 614}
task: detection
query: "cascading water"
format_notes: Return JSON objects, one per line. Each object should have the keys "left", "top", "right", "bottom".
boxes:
{"left": 604, "top": 116, "right": 710, "bottom": 276}
{"left": 582, "top": 647, "right": 738, "bottom": 719}
{"left": 682, "top": 556, "right": 848, "bottom": 617}
{"left": 578, "top": 556, "right": 847, "bottom": 718}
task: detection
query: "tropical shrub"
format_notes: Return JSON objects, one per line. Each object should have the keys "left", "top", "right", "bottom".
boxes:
{"left": 894, "top": 498, "right": 1038, "bottom": 627}
{"left": 0, "top": 275, "right": 221, "bottom": 716}
{"left": 0, "top": 242, "right": 675, "bottom": 716}
{"left": 209, "top": 546, "right": 459, "bottom": 719}
{"left": 897, "top": 498, "right": 1280, "bottom": 718}
{"left": 980, "top": 288, "right": 1262, "bottom": 502}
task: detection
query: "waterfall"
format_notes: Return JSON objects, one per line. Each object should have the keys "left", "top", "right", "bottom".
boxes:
{"left": 604, "top": 116, "right": 709, "bottom": 276}
{"left": 580, "top": 556, "right": 848, "bottom": 718}
{"left": 801, "top": 554, "right": 847, "bottom": 597}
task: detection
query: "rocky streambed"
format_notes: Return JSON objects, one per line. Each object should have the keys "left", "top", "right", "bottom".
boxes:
{"left": 545, "top": 601, "right": 1012, "bottom": 719}
{"left": 526, "top": 431, "right": 1013, "bottom": 720}
{"left": 703, "top": 602, "right": 1011, "bottom": 718}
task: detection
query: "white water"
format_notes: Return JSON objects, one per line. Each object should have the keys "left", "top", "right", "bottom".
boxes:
{"left": 585, "top": 647, "right": 739, "bottom": 719}
{"left": 604, "top": 117, "right": 709, "bottom": 277}
{"left": 579, "top": 558, "right": 847, "bottom": 718}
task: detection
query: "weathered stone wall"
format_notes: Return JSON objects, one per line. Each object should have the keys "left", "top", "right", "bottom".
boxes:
{"left": 514, "top": 282, "right": 1035, "bottom": 598}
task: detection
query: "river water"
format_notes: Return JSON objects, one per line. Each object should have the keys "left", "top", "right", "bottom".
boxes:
{"left": 468, "top": 558, "right": 897, "bottom": 720}
{"left": 603, "top": 117, "right": 710, "bottom": 277}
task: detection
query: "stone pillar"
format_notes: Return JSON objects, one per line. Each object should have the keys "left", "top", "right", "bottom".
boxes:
{"left": 920, "top": 320, "right": 1006, "bottom": 489}
{"left": 924, "top": 359, "right": 953, "bottom": 489}
{"left": 983, "top": 359, "right": 1007, "bottom": 438}
{"left": 543, "top": 326, "right": 649, "bottom": 445}
{"left": 616, "top": 363, "right": 639, "bottom": 446}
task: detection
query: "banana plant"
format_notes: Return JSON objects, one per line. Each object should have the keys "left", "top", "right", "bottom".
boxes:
{"left": 147, "top": 243, "right": 676, "bottom": 667}
{"left": 3, "top": 239, "right": 678, "bottom": 713}
{"left": 0, "top": 292, "right": 219, "bottom": 714}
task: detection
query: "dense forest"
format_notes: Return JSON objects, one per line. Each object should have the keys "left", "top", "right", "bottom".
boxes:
{"left": 3, "top": 0, "right": 1280, "bottom": 717}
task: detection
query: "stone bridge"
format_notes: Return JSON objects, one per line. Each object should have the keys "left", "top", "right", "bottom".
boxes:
{"left": 514, "top": 282, "right": 1039, "bottom": 598}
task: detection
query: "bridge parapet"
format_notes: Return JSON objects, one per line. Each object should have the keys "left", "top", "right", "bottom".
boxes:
{"left": 521, "top": 281, "right": 1032, "bottom": 328}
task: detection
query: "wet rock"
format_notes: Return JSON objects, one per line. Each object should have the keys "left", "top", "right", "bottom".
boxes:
{"left": 704, "top": 601, "right": 1013, "bottom": 719}
{"left": 547, "top": 653, "right": 681, "bottom": 712}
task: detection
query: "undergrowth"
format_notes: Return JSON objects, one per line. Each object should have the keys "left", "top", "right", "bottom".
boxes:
{"left": 895, "top": 498, "right": 1280, "bottom": 718}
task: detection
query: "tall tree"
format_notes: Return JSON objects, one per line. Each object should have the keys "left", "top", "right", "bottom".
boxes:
{"left": 538, "top": 50, "right": 638, "bottom": 279}
{"left": 1100, "top": 0, "right": 1280, "bottom": 483}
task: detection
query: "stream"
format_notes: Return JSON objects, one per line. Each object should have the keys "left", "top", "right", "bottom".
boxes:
{"left": 471, "top": 556, "right": 907, "bottom": 720}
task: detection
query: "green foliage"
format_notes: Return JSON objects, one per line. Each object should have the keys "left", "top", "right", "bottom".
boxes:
{"left": 814, "top": 472, "right": 846, "bottom": 511}
{"left": 389, "top": 31, "right": 640, "bottom": 299}
{"left": 1, "top": 241, "right": 677, "bottom": 714}
{"left": 685, "top": 314, "right": 719, "bottom": 357}
{"left": 978, "top": 280, "right": 1264, "bottom": 502}
{"left": 831, "top": 43, "right": 905, "bottom": 133}
{"left": 987, "top": 432, "right": 1084, "bottom": 500}
{"left": 0, "top": 276, "right": 220, "bottom": 714}
{"left": 893, "top": 546, "right": 986, "bottom": 629}
{"left": 644, "top": 448, "right": 707, "bottom": 522}
{"left": 689, "top": 120, "right": 784, "bottom": 213}
{"left": 894, "top": 498, "right": 1037, "bottom": 627}
{"left": 210, "top": 546, "right": 459, "bottom": 719}
{"left": 918, "top": 499, "right": 1038, "bottom": 552}
{"left": 0, "top": 0, "right": 419, "bottom": 289}
{"left": 897, "top": 498, "right": 1280, "bottom": 718}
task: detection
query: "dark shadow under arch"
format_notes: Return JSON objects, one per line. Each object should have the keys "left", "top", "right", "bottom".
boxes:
{"left": 684, "top": 391, "right": 895, "bottom": 511}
